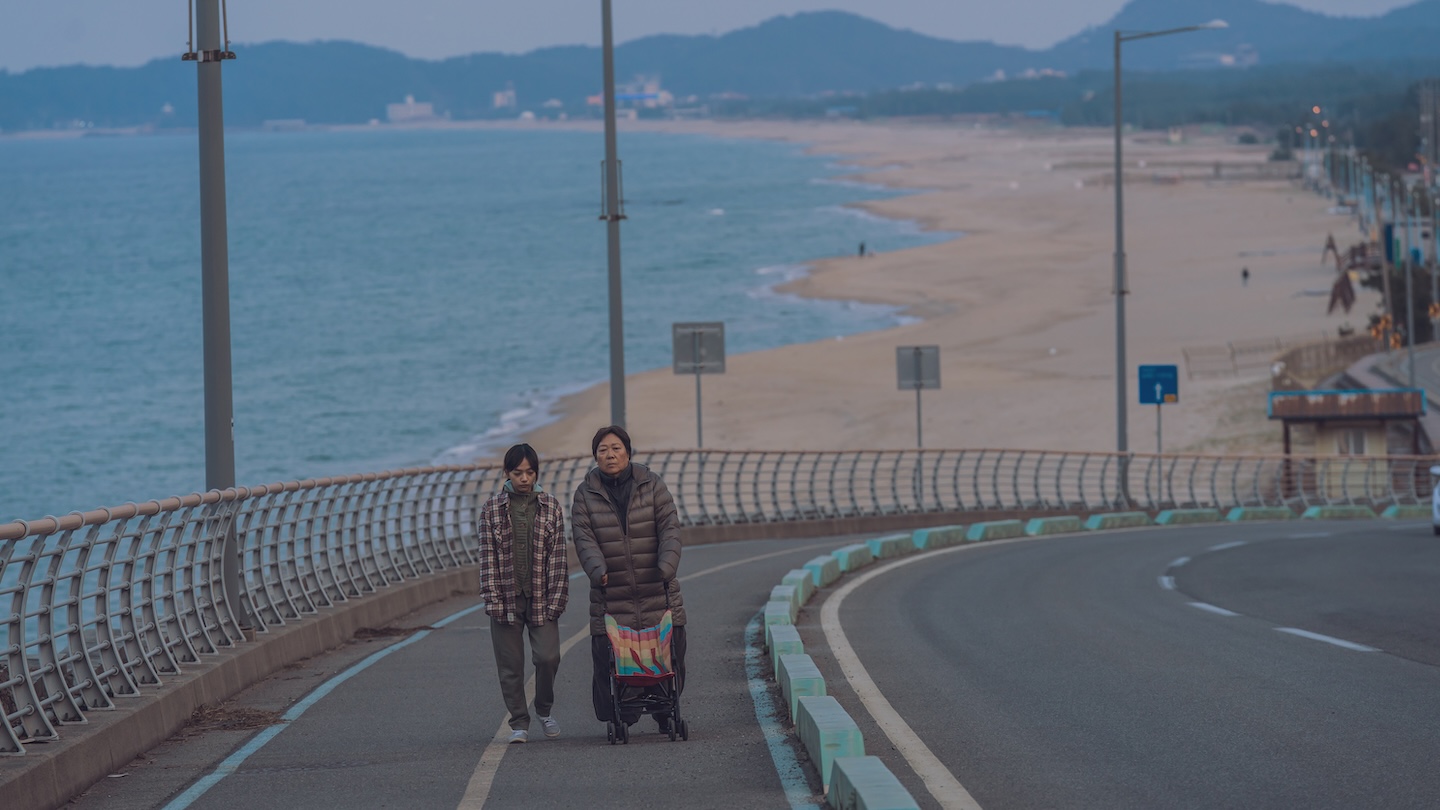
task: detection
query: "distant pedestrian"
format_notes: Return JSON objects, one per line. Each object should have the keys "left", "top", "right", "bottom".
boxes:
{"left": 1241, "top": 267, "right": 1250, "bottom": 287}
{"left": 858, "top": 241, "right": 866, "bottom": 257}
{"left": 479, "top": 443, "right": 569, "bottom": 744}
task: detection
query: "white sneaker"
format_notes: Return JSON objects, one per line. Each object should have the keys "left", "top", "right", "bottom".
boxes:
{"left": 539, "top": 715, "right": 560, "bottom": 738}
{"left": 508, "top": 729, "right": 528, "bottom": 744}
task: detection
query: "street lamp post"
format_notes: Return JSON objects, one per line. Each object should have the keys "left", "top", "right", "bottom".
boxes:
{"left": 1112, "top": 20, "right": 1227, "bottom": 455}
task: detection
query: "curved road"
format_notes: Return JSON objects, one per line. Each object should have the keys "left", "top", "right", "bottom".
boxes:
{"left": 63, "top": 521, "right": 1440, "bottom": 809}
{"left": 817, "top": 521, "right": 1440, "bottom": 809}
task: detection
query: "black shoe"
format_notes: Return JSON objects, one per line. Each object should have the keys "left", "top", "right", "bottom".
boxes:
{"left": 656, "top": 715, "right": 673, "bottom": 733}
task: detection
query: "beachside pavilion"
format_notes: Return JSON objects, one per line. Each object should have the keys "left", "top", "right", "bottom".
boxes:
{"left": 1267, "top": 388, "right": 1427, "bottom": 457}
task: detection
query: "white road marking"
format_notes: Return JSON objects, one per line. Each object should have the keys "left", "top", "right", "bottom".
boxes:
{"left": 1208, "top": 541, "right": 1247, "bottom": 552}
{"left": 457, "top": 542, "right": 833, "bottom": 809}
{"left": 821, "top": 550, "right": 983, "bottom": 810}
{"left": 1188, "top": 602, "right": 1239, "bottom": 617}
{"left": 1275, "top": 628, "right": 1378, "bottom": 652}
{"left": 1287, "top": 532, "right": 1332, "bottom": 539}
{"left": 1158, "top": 576, "right": 1175, "bottom": 591}
{"left": 1168, "top": 556, "right": 1191, "bottom": 569}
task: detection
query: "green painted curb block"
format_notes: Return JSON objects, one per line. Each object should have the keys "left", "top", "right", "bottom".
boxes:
{"left": 965, "top": 520, "right": 1025, "bottom": 542}
{"left": 1154, "top": 509, "right": 1222, "bottom": 525}
{"left": 805, "top": 555, "right": 841, "bottom": 588}
{"left": 767, "top": 624, "right": 804, "bottom": 673}
{"left": 771, "top": 584, "right": 801, "bottom": 613}
{"left": 829, "top": 757, "right": 921, "bottom": 810}
{"left": 832, "top": 543, "right": 875, "bottom": 572}
{"left": 1225, "top": 506, "right": 1295, "bottom": 522}
{"left": 796, "top": 695, "right": 864, "bottom": 790}
{"left": 764, "top": 599, "right": 795, "bottom": 626}
{"left": 912, "top": 525, "right": 966, "bottom": 550}
{"left": 1300, "top": 505, "right": 1378, "bottom": 520}
{"left": 1381, "top": 504, "right": 1431, "bottom": 520}
{"left": 778, "top": 653, "right": 826, "bottom": 722}
{"left": 1084, "top": 512, "right": 1152, "bottom": 530}
{"left": 781, "top": 569, "right": 816, "bottom": 606}
{"left": 1024, "top": 516, "right": 1083, "bottom": 536}
{"left": 865, "top": 533, "right": 916, "bottom": 560}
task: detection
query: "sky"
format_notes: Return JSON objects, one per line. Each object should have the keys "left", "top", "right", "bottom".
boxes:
{"left": 0, "top": 0, "right": 1416, "bottom": 74}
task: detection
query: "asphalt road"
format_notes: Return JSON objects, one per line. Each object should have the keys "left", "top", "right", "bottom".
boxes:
{"left": 814, "top": 520, "right": 1440, "bottom": 809}
{"left": 63, "top": 520, "right": 1440, "bottom": 810}
{"left": 66, "top": 536, "right": 840, "bottom": 810}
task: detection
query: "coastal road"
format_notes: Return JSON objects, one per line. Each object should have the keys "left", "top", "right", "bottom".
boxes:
{"left": 65, "top": 536, "right": 839, "bottom": 810}
{"left": 811, "top": 521, "right": 1440, "bottom": 809}
{"left": 61, "top": 521, "right": 1440, "bottom": 809}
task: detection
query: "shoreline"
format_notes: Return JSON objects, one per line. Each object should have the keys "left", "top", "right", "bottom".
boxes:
{"left": 515, "top": 118, "right": 1374, "bottom": 461}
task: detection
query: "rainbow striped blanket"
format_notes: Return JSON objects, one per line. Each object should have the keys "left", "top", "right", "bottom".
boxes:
{"left": 605, "top": 610, "right": 674, "bottom": 678}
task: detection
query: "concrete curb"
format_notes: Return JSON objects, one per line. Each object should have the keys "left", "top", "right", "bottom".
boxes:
{"left": 796, "top": 695, "right": 865, "bottom": 792}
{"left": 828, "top": 756, "right": 921, "bottom": 810}
{"left": 831, "top": 543, "right": 876, "bottom": 573}
{"left": 1381, "top": 503, "right": 1431, "bottom": 520}
{"left": 1024, "top": 516, "right": 1083, "bottom": 536}
{"left": 864, "top": 533, "right": 916, "bottom": 560}
{"left": 0, "top": 568, "right": 477, "bottom": 810}
{"left": 804, "top": 555, "right": 842, "bottom": 588}
{"left": 1154, "top": 508, "right": 1223, "bottom": 525}
{"left": 1083, "top": 511, "right": 1152, "bottom": 530}
{"left": 964, "top": 520, "right": 1025, "bottom": 542}
{"left": 777, "top": 654, "right": 827, "bottom": 722}
{"left": 1225, "top": 506, "right": 1296, "bottom": 522}
{"left": 911, "top": 525, "right": 966, "bottom": 550}
{"left": 1300, "top": 504, "right": 1379, "bottom": 520}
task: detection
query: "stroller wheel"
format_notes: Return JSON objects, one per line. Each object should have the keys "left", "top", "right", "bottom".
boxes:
{"left": 679, "top": 719, "right": 690, "bottom": 741}
{"left": 606, "top": 721, "right": 617, "bottom": 745}
{"left": 619, "top": 722, "right": 630, "bottom": 744}
{"left": 668, "top": 716, "right": 678, "bottom": 742}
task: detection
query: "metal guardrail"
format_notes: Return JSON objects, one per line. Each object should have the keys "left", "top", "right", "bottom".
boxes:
{"left": 2, "top": 448, "right": 1435, "bottom": 754}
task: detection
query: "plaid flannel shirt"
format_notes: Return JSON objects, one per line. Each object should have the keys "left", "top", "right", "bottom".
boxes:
{"left": 478, "top": 487, "right": 568, "bottom": 625}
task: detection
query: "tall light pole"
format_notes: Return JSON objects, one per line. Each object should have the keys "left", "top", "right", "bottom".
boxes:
{"left": 600, "top": 0, "right": 627, "bottom": 427}
{"left": 1112, "top": 20, "right": 1227, "bottom": 454}
{"left": 186, "top": 0, "right": 248, "bottom": 628}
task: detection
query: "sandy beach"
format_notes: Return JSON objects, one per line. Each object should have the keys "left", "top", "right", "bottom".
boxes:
{"left": 518, "top": 118, "right": 1374, "bottom": 460}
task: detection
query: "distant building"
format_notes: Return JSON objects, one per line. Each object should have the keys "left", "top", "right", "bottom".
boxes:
{"left": 387, "top": 95, "right": 437, "bottom": 123}
{"left": 493, "top": 84, "right": 517, "bottom": 110}
{"left": 587, "top": 75, "right": 673, "bottom": 111}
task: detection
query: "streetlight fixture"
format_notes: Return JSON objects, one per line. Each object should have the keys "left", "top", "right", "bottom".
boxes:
{"left": 1112, "top": 19, "right": 1227, "bottom": 454}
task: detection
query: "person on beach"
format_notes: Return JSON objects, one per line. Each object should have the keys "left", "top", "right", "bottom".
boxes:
{"left": 479, "top": 443, "right": 569, "bottom": 744}
{"left": 858, "top": 241, "right": 866, "bottom": 257}
{"left": 1241, "top": 267, "right": 1250, "bottom": 286}
{"left": 571, "top": 425, "right": 687, "bottom": 731}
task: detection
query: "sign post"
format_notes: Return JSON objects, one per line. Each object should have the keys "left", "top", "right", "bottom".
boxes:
{"left": 673, "top": 322, "right": 725, "bottom": 448}
{"left": 897, "top": 346, "right": 941, "bottom": 448}
{"left": 1137, "top": 364, "right": 1179, "bottom": 453}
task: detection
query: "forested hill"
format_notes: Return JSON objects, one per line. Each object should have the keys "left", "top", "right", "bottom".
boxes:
{"left": 3, "top": 0, "right": 1439, "bottom": 131}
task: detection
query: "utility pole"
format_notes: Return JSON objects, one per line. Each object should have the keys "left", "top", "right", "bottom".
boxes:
{"left": 600, "top": 0, "right": 626, "bottom": 427}
{"left": 187, "top": 0, "right": 246, "bottom": 629}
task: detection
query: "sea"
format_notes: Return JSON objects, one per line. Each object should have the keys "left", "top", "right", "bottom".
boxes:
{"left": 0, "top": 126, "right": 951, "bottom": 523}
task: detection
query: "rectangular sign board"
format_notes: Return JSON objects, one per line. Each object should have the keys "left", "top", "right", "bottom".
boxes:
{"left": 897, "top": 345, "right": 941, "bottom": 390}
{"left": 673, "top": 322, "right": 726, "bottom": 374}
{"left": 1139, "top": 364, "right": 1179, "bottom": 405}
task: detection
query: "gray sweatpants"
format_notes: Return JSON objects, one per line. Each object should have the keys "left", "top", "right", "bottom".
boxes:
{"left": 490, "top": 606, "right": 561, "bottom": 731}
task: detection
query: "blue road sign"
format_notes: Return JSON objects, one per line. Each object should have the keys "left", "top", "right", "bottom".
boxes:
{"left": 1139, "top": 364, "right": 1179, "bottom": 405}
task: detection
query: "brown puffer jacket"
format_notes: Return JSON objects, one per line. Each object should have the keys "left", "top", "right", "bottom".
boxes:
{"left": 571, "top": 463, "right": 686, "bottom": 635}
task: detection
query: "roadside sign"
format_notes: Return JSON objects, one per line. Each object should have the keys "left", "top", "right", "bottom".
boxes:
{"left": 896, "top": 346, "right": 941, "bottom": 390}
{"left": 1138, "top": 364, "right": 1178, "bottom": 405}
{"left": 673, "top": 322, "right": 725, "bottom": 374}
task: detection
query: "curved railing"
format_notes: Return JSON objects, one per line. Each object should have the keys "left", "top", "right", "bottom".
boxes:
{"left": 2, "top": 449, "right": 1434, "bottom": 754}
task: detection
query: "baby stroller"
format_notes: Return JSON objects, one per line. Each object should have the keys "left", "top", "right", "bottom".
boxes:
{"left": 603, "top": 600, "right": 689, "bottom": 744}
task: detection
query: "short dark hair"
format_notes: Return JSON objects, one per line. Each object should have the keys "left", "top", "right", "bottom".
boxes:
{"left": 590, "top": 425, "right": 633, "bottom": 458}
{"left": 503, "top": 443, "right": 540, "bottom": 473}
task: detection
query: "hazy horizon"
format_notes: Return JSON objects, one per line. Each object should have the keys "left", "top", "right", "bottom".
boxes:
{"left": 0, "top": 0, "right": 1413, "bottom": 74}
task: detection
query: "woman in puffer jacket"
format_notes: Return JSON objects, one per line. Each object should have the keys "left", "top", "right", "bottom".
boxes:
{"left": 571, "top": 424, "right": 687, "bottom": 730}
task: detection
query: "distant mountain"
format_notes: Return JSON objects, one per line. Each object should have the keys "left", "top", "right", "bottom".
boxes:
{"left": 2, "top": 0, "right": 1438, "bottom": 131}
{"left": 1050, "top": 0, "right": 1440, "bottom": 70}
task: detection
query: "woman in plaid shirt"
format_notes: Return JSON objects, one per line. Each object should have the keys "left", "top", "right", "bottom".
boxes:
{"left": 479, "top": 443, "right": 569, "bottom": 744}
